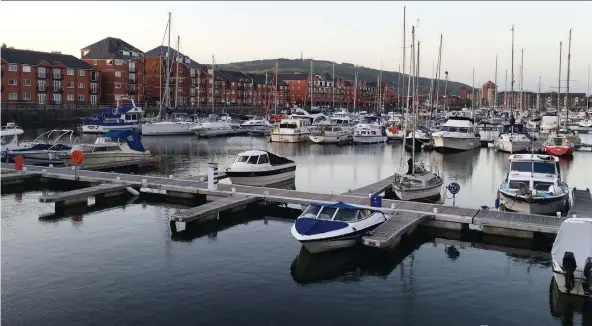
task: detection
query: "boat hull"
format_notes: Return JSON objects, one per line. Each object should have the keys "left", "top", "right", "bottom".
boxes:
{"left": 8, "top": 150, "right": 68, "bottom": 165}
{"left": 552, "top": 271, "right": 592, "bottom": 298}
{"left": 270, "top": 133, "right": 309, "bottom": 143}
{"left": 404, "top": 137, "right": 430, "bottom": 152}
{"left": 141, "top": 122, "right": 194, "bottom": 136}
{"left": 226, "top": 169, "right": 296, "bottom": 187}
{"left": 433, "top": 136, "right": 480, "bottom": 153}
{"left": 353, "top": 135, "right": 387, "bottom": 144}
{"left": 60, "top": 152, "right": 151, "bottom": 166}
{"left": 81, "top": 124, "right": 138, "bottom": 134}
{"left": 544, "top": 146, "right": 574, "bottom": 157}
{"left": 393, "top": 182, "right": 442, "bottom": 201}
{"left": 495, "top": 139, "right": 531, "bottom": 153}
{"left": 309, "top": 134, "right": 352, "bottom": 144}
{"left": 296, "top": 223, "right": 382, "bottom": 254}
{"left": 498, "top": 191, "right": 568, "bottom": 215}
{"left": 194, "top": 128, "right": 244, "bottom": 137}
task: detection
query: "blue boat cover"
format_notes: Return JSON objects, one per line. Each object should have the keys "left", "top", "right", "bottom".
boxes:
{"left": 309, "top": 201, "right": 358, "bottom": 209}
{"left": 295, "top": 217, "right": 348, "bottom": 236}
{"left": 103, "top": 129, "right": 145, "bottom": 152}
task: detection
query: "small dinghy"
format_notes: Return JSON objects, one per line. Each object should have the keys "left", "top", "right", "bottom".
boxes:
{"left": 551, "top": 217, "right": 592, "bottom": 298}
{"left": 291, "top": 202, "right": 388, "bottom": 254}
{"left": 224, "top": 150, "right": 296, "bottom": 186}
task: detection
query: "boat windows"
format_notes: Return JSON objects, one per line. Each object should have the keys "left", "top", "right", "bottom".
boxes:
{"left": 440, "top": 126, "right": 449, "bottom": 132}
{"left": 235, "top": 155, "right": 249, "bottom": 163}
{"left": 447, "top": 127, "right": 459, "bottom": 132}
{"left": 92, "top": 146, "right": 122, "bottom": 152}
{"left": 358, "top": 209, "right": 372, "bottom": 219}
{"left": 279, "top": 123, "right": 297, "bottom": 129}
{"left": 302, "top": 205, "right": 322, "bottom": 218}
{"left": 257, "top": 154, "right": 269, "bottom": 164}
{"left": 1, "top": 135, "right": 17, "bottom": 145}
{"left": 458, "top": 127, "right": 469, "bottom": 133}
{"left": 533, "top": 181, "right": 554, "bottom": 191}
{"left": 317, "top": 207, "right": 337, "bottom": 220}
{"left": 247, "top": 155, "right": 259, "bottom": 164}
{"left": 508, "top": 181, "right": 529, "bottom": 190}
{"left": 510, "top": 162, "right": 556, "bottom": 174}
{"left": 333, "top": 208, "right": 359, "bottom": 222}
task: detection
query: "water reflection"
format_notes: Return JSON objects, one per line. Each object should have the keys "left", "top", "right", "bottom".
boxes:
{"left": 548, "top": 278, "right": 592, "bottom": 325}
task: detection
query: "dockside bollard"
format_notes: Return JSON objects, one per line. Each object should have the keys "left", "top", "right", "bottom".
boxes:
{"left": 208, "top": 163, "right": 218, "bottom": 191}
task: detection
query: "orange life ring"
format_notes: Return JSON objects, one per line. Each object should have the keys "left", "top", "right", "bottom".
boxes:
{"left": 71, "top": 150, "right": 84, "bottom": 165}
{"left": 298, "top": 135, "right": 303, "bottom": 141}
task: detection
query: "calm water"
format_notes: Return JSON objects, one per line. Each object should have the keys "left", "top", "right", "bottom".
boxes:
{"left": 3, "top": 130, "right": 592, "bottom": 325}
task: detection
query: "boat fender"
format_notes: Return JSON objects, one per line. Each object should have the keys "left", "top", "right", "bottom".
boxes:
{"left": 584, "top": 257, "right": 592, "bottom": 295}
{"left": 126, "top": 187, "right": 140, "bottom": 196}
{"left": 494, "top": 197, "right": 500, "bottom": 209}
{"left": 562, "top": 252, "right": 577, "bottom": 294}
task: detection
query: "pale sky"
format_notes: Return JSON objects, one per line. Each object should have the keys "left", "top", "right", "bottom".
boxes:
{"left": 2, "top": 1, "right": 591, "bottom": 93}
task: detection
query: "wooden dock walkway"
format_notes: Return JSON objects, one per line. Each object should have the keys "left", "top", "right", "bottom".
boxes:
{"left": 362, "top": 211, "right": 433, "bottom": 248}
{"left": 171, "top": 195, "right": 260, "bottom": 223}
{"left": 39, "top": 184, "right": 127, "bottom": 203}
{"left": 62, "top": 157, "right": 158, "bottom": 171}
{"left": 343, "top": 174, "right": 395, "bottom": 196}
{"left": 569, "top": 188, "right": 592, "bottom": 217}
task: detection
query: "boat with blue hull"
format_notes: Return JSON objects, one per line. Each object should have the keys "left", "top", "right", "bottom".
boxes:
{"left": 81, "top": 100, "right": 144, "bottom": 134}
{"left": 4, "top": 129, "right": 76, "bottom": 165}
{"left": 291, "top": 202, "right": 388, "bottom": 254}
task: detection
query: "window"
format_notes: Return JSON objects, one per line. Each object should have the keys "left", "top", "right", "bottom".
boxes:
{"left": 257, "top": 155, "right": 269, "bottom": 164}
{"left": 90, "top": 95, "right": 97, "bottom": 104}
{"left": 67, "top": 94, "right": 74, "bottom": 101}
{"left": 178, "top": 68, "right": 183, "bottom": 74}
{"left": 78, "top": 70, "right": 85, "bottom": 77}
{"left": 115, "top": 59, "right": 124, "bottom": 66}
{"left": 67, "top": 82, "right": 74, "bottom": 88}
{"left": 8, "top": 64, "right": 17, "bottom": 72}
{"left": 38, "top": 94, "right": 46, "bottom": 104}
{"left": 8, "top": 93, "right": 17, "bottom": 100}
{"left": 22, "top": 65, "right": 31, "bottom": 73}
{"left": 510, "top": 162, "right": 555, "bottom": 174}
{"left": 52, "top": 94, "right": 62, "bottom": 104}
{"left": 235, "top": 155, "right": 249, "bottom": 163}
{"left": 53, "top": 68, "right": 61, "bottom": 77}
{"left": 22, "top": 93, "right": 31, "bottom": 100}
{"left": 22, "top": 79, "right": 31, "bottom": 87}
{"left": 93, "top": 60, "right": 97, "bottom": 65}
{"left": 333, "top": 208, "right": 359, "bottom": 222}
{"left": 67, "top": 68, "right": 74, "bottom": 75}
{"left": 115, "top": 71, "right": 122, "bottom": 78}
{"left": 53, "top": 81, "right": 61, "bottom": 89}
{"left": 78, "top": 95, "right": 85, "bottom": 101}
{"left": 317, "top": 207, "right": 337, "bottom": 220}
{"left": 115, "top": 83, "right": 121, "bottom": 89}
{"left": 78, "top": 82, "right": 85, "bottom": 88}
{"left": 302, "top": 205, "right": 322, "bottom": 218}
{"left": 8, "top": 79, "right": 17, "bottom": 85}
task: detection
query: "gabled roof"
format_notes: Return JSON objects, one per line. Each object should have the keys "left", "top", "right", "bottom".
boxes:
{"left": 81, "top": 37, "right": 143, "bottom": 60}
{"left": 217, "top": 69, "right": 251, "bottom": 83}
{"left": 1, "top": 48, "right": 93, "bottom": 69}
{"left": 144, "top": 46, "right": 200, "bottom": 68}
{"left": 277, "top": 73, "right": 308, "bottom": 81}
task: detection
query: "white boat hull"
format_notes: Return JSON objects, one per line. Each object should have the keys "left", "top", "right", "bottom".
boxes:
{"left": 81, "top": 124, "right": 138, "bottom": 134}
{"left": 433, "top": 136, "right": 480, "bottom": 152}
{"left": 302, "top": 238, "right": 358, "bottom": 254}
{"left": 270, "top": 133, "right": 309, "bottom": 143}
{"left": 553, "top": 271, "right": 591, "bottom": 297}
{"left": 309, "top": 134, "right": 352, "bottom": 144}
{"left": 61, "top": 153, "right": 151, "bottom": 166}
{"left": 226, "top": 170, "right": 296, "bottom": 187}
{"left": 393, "top": 183, "right": 442, "bottom": 201}
{"left": 498, "top": 192, "right": 567, "bottom": 215}
{"left": 494, "top": 139, "right": 531, "bottom": 153}
{"left": 194, "top": 128, "right": 241, "bottom": 137}
{"left": 141, "top": 122, "right": 194, "bottom": 135}
{"left": 353, "top": 135, "right": 387, "bottom": 144}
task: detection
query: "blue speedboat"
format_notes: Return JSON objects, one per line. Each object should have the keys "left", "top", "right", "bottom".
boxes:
{"left": 81, "top": 100, "right": 144, "bottom": 134}
{"left": 5, "top": 129, "right": 76, "bottom": 165}
{"left": 291, "top": 202, "right": 388, "bottom": 254}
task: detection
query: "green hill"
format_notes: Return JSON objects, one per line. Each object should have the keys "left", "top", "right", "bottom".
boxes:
{"left": 218, "top": 58, "right": 472, "bottom": 96}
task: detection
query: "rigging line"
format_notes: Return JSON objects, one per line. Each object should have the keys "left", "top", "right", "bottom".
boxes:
{"left": 144, "top": 19, "right": 171, "bottom": 108}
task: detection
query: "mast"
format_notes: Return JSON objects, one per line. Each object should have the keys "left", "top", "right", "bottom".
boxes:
{"left": 494, "top": 55, "right": 498, "bottom": 108}
{"left": 379, "top": 60, "right": 383, "bottom": 113}
{"left": 557, "top": 41, "right": 562, "bottom": 133}
{"left": 174, "top": 35, "right": 180, "bottom": 108}
{"left": 472, "top": 69, "right": 475, "bottom": 113}
{"left": 275, "top": 61, "right": 279, "bottom": 115}
{"left": 164, "top": 12, "right": 172, "bottom": 109}
{"left": 504, "top": 70, "right": 508, "bottom": 108}
{"left": 537, "top": 76, "right": 541, "bottom": 113}
{"left": 332, "top": 61, "right": 335, "bottom": 108}
{"left": 443, "top": 71, "right": 449, "bottom": 115}
{"left": 433, "top": 33, "right": 443, "bottom": 124}
{"left": 520, "top": 49, "right": 524, "bottom": 112}
{"left": 397, "top": 64, "right": 401, "bottom": 109}
{"left": 588, "top": 65, "right": 590, "bottom": 112}
{"left": 353, "top": 68, "right": 358, "bottom": 112}
{"left": 405, "top": 26, "right": 414, "bottom": 122}
{"left": 510, "top": 25, "right": 515, "bottom": 121}
{"left": 265, "top": 69, "right": 268, "bottom": 111}
{"left": 310, "top": 59, "right": 313, "bottom": 109}
{"left": 413, "top": 39, "right": 420, "bottom": 175}
{"left": 409, "top": 28, "right": 416, "bottom": 166}
{"left": 565, "top": 29, "right": 572, "bottom": 132}
{"left": 402, "top": 6, "right": 406, "bottom": 114}
{"left": 211, "top": 55, "right": 215, "bottom": 113}
{"left": 428, "top": 61, "right": 435, "bottom": 113}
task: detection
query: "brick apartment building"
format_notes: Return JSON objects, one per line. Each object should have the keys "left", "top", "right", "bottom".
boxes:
{"left": 1, "top": 48, "right": 100, "bottom": 105}
{"left": 80, "top": 37, "right": 145, "bottom": 105}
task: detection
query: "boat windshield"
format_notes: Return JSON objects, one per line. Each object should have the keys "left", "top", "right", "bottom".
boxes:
{"left": 510, "top": 162, "right": 556, "bottom": 174}
{"left": 1, "top": 135, "right": 16, "bottom": 145}
{"left": 247, "top": 155, "right": 258, "bottom": 164}
{"left": 317, "top": 207, "right": 337, "bottom": 220}
{"left": 257, "top": 155, "right": 269, "bottom": 164}
{"left": 279, "top": 123, "right": 297, "bottom": 129}
{"left": 235, "top": 155, "right": 249, "bottom": 163}
{"left": 333, "top": 208, "right": 359, "bottom": 222}
{"left": 302, "top": 205, "right": 322, "bottom": 218}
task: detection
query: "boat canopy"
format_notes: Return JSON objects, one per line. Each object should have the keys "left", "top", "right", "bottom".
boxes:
{"left": 551, "top": 218, "right": 592, "bottom": 272}
{"left": 103, "top": 129, "right": 145, "bottom": 152}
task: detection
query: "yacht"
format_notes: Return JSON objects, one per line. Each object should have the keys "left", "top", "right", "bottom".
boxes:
{"left": 540, "top": 113, "right": 560, "bottom": 134}
{"left": 432, "top": 117, "right": 480, "bottom": 153}
{"left": 551, "top": 217, "right": 592, "bottom": 298}
{"left": 497, "top": 154, "right": 569, "bottom": 215}
{"left": 224, "top": 150, "right": 296, "bottom": 186}
{"left": 240, "top": 118, "right": 272, "bottom": 136}
{"left": 81, "top": 100, "right": 144, "bottom": 133}
{"left": 543, "top": 133, "right": 575, "bottom": 157}
{"left": 309, "top": 125, "right": 352, "bottom": 145}
{"left": 392, "top": 158, "right": 443, "bottom": 201}
{"left": 404, "top": 126, "right": 433, "bottom": 152}
{"left": 6, "top": 129, "right": 76, "bottom": 165}
{"left": 494, "top": 124, "right": 532, "bottom": 153}
{"left": 0, "top": 123, "right": 25, "bottom": 153}
{"left": 61, "top": 129, "right": 150, "bottom": 166}
{"left": 290, "top": 202, "right": 388, "bottom": 254}
{"left": 190, "top": 114, "right": 239, "bottom": 137}
{"left": 578, "top": 119, "right": 592, "bottom": 128}
{"left": 270, "top": 118, "right": 311, "bottom": 143}
{"left": 141, "top": 113, "right": 197, "bottom": 136}
{"left": 352, "top": 116, "right": 387, "bottom": 144}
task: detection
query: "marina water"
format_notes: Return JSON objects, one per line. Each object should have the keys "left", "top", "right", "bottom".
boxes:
{"left": 3, "top": 131, "right": 592, "bottom": 325}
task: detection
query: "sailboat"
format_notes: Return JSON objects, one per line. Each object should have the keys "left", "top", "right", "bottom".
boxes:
{"left": 392, "top": 28, "right": 443, "bottom": 201}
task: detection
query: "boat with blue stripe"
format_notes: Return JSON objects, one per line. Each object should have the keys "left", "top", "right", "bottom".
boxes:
{"left": 291, "top": 202, "right": 388, "bottom": 254}
{"left": 80, "top": 99, "right": 144, "bottom": 134}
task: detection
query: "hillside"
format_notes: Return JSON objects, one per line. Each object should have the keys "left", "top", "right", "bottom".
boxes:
{"left": 218, "top": 58, "right": 472, "bottom": 96}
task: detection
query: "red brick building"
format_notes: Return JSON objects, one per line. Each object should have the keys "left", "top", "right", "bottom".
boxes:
{"left": 80, "top": 37, "right": 145, "bottom": 105}
{"left": 482, "top": 81, "right": 496, "bottom": 106}
{"left": 1, "top": 48, "right": 100, "bottom": 105}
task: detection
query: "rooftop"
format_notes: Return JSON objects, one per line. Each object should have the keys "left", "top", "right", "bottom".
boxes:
{"left": 1, "top": 48, "right": 93, "bottom": 69}
{"left": 81, "top": 37, "right": 143, "bottom": 60}
{"left": 144, "top": 46, "right": 200, "bottom": 69}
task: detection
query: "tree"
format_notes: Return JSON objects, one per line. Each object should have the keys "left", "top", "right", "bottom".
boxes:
{"left": 323, "top": 72, "right": 331, "bottom": 80}
{"left": 1, "top": 43, "right": 6, "bottom": 49}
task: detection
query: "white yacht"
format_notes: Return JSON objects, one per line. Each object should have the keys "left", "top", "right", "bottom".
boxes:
{"left": 224, "top": 150, "right": 296, "bottom": 186}
{"left": 432, "top": 117, "right": 480, "bottom": 153}
{"left": 551, "top": 217, "right": 592, "bottom": 298}
{"left": 240, "top": 118, "right": 272, "bottom": 136}
{"left": 309, "top": 125, "right": 352, "bottom": 145}
{"left": 270, "top": 118, "right": 311, "bottom": 143}
{"left": 1, "top": 123, "right": 25, "bottom": 152}
{"left": 540, "top": 113, "right": 560, "bottom": 134}
{"left": 578, "top": 119, "right": 592, "bottom": 128}
{"left": 494, "top": 124, "right": 532, "bottom": 153}
{"left": 61, "top": 129, "right": 150, "bottom": 166}
{"left": 190, "top": 114, "right": 239, "bottom": 137}
{"left": 352, "top": 116, "right": 387, "bottom": 144}
{"left": 497, "top": 154, "right": 569, "bottom": 215}
{"left": 291, "top": 202, "right": 388, "bottom": 254}
{"left": 386, "top": 125, "right": 405, "bottom": 141}
{"left": 392, "top": 159, "right": 443, "bottom": 201}
{"left": 142, "top": 120, "right": 196, "bottom": 136}
{"left": 404, "top": 127, "right": 433, "bottom": 152}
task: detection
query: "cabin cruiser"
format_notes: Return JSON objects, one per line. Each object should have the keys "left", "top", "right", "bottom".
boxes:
{"left": 404, "top": 126, "right": 433, "bottom": 152}
{"left": 0, "top": 123, "right": 24, "bottom": 153}
{"left": 540, "top": 113, "right": 559, "bottom": 134}
{"left": 497, "top": 154, "right": 569, "bottom": 215}
{"left": 386, "top": 124, "right": 405, "bottom": 141}
{"left": 5, "top": 129, "right": 76, "bottom": 165}
{"left": 141, "top": 113, "right": 197, "bottom": 136}
{"left": 494, "top": 124, "right": 532, "bottom": 153}
{"left": 352, "top": 116, "right": 387, "bottom": 144}
{"left": 61, "top": 129, "right": 150, "bottom": 166}
{"left": 270, "top": 118, "right": 311, "bottom": 143}
{"left": 290, "top": 202, "right": 388, "bottom": 254}
{"left": 309, "top": 125, "right": 352, "bottom": 145}
{"left": 392, "top": 158, "right": 443, "bottom": 201}
{"left": 190, "top": 114, "right": 239, "bottom": 137}
{"left": 551, "top": 217, "right": 592, "bottom": 298}
{"left": 240, "top": 118, "right": 272, "bottom": 136}
{"left": 224, "top": 150, "right": 296, "bottom": 186}
{"left": 81, "top": 100, "right": 144, "bottom": 133}
{"left": 543, "top": 133, "right": 575, "bottom": 157}
{"left": 432, "top": 117, "right": 480, "bottom": 153}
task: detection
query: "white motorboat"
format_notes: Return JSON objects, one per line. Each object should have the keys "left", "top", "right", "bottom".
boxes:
{"left": 352, "top": 116, "right": 387, "bottom": 144}
{"left": 61, "top": 129, "right": 150, "bottom": 166}
{"left": 270, "top": 118, "right": 311, "bottom": 143}
{"left": 240, "top": 118, "right": 272, "bottom": 136}
{"left": 432, "top": 117, "right": 480, "bottom": 153}
{"left": 551, "top": 217, "right": 592, "bottom": 298}
{"left": 1, "top": 123, "right": 25, "bottom": 153}
{"left": 578, "top": 119, "right": 592, "bottom": 128}
{"left": 141, "top": 120, "right": 196, "bottom": 136}
{"left": 190, "top": 114, "right": 240, "bottom": 137}
{"left": 404, "top": 127, "right": 433, "bottom": 152}
{"left": 386, "top": 125, "right": 405, "bottom": 141}
{"left": 494, "top": 124, "right": 532, "bottom": 153}
{"left": 6, "top": 129, "right": 76, "bottom": 165}
{"left": 81, "top": 100, "right": 144, "bottom": 134}
{"left": 290, "top": 202, "right": 388, "bottom": 254}
{"left": 224, "top": 150, "right": 296, "bottom": 186}
{"left": 309, "top": 125, "right": 352, "bottom": 145}
{"left": 497, "top": 154, "right": 569, "bottom": 215}
{"left": 392, "top": 158, "right": 443, "bottom": 201}
{"left": 540, "top": 113, "right": 560, "bottom": 134}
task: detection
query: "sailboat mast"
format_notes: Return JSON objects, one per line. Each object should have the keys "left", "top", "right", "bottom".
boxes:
{"left": 520, "top": 49, "right": 524, "bottom": 112}
{"left": 588, "top": 65, "right": 590, "bottom": 111}
{"left": 510, "top": 25, "right": 514, "bottom": 117}
{"left": 433, "top": 34, "right": 443, "bottom": 123}
{"left": 332, "top": 61, "right": 335, "bottom": 108}
{"left": 275, "top": 61, "right": 279, "bottom": 115}
{"left": 402, "top": 6, "right": 406, "bottom": 113}
{"left": 405, "top": 26, "right": 414, "bottom": 118}
{"left": 409, "top": 27, "right": 416, "bottom": 161}
{"left": 472, "top": 69, "right": 475, "bottom": 113}
{"left": 494, "top": 55, "right": 498, "bottom": 108}
{"left": 211, "top": 55, "right": 215, "bottom": 113}
{"left": 353, "top": 69, "right": 358, "bottom": 112}
{"left": 164, "top": 12, "right": 172, "bottom": 109}
{"left": 174, "top": 35, "right": 180, "bottom": 108}
{"left": 413, "top": 40, "right": 420, "bottom": 175}
{"left": 537, "top": 76, "right": 541, "bottom": 113}
{"left": 379, "top": 60, "right": 383, "bottom": 113}
{"left": 565, "top": 29, "right": 572, "bottom": 131}
{"left": 557, "top": 41, "right": 562, "bottom": 133}
{"left": 429, "top": 62, "right": 434, "bottom": 112}
{"left": 505, "top": 70, "right": 508, "bottom": 108}
{"left": 397, "top": 64, "right": 401, "bottom": 109}
{"left": 310, "top": 59, "right": 313, "bottom": 109}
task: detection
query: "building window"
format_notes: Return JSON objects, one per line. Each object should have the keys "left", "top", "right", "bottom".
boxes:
{"left": 8, "top": 64, "right": 17, "bottom": 72}
{"left": 67, "top": 68, "right": 74, "bottom": 76}
{"left": 22, "top": 65, "right": 31, "bottom": 73}
{"left": 78, "top": 70, "right": 85, "bottom": 77}
{"left": 23, "top": 79, "right": 31, "bottom": 86}
{"left": 78, "top": 95, "right": 85, "bottom": 101}
{"left": 53, "top": 81, "right": 61, "bottom": 89}
{"left": 38, "top": 94, "right": 46, "bottom": 104}
{"left": 67, "top": 94, "right": 74, "bottom": 101}
{"left": 178, "top": 68, "right": 183, "bottom": 74}
{"left": 115, "top": 83, "right": 121, "bottom": 89}
{"left": 8, "top": 79, "right": 17, "bottom": 85}
{"left": 115, "top": 71, "right": 122, "bottom": 78}
{"left": 8, "top": 93, "right": 17, "bottom": 100}
{"left": 115, "top": 59, "right": 124, "bottom": 66}
{"left": 90, "top": 95, "right": 97, "bottom": 104}
{"left": 78, "top": 82, "right": 85, "bottom": 88}
{"left": 53, "top": 94, "right": 62, "bottom": 104}
{"left": 67, "top": 82, "right": 74, "bottom": 88}
{"left": 93, "top": 60, "right": 97, "bottom": 65}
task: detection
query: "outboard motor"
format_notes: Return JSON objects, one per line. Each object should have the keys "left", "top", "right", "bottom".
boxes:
{"left": 584, "top": 257, "right": 592, "bottom": 295}
{"left": 562, "top": 251, "right": 577, "bottom": 294}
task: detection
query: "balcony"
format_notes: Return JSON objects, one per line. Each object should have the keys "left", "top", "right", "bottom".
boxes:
{"left": 37, "top": 85, "right": 48, "bottom": 92}
{"left": 129, "top": 78, "right": 137, "bottom": 84}
{"left": 37, "top": 72, "right": 48, "bottom": 79}
{"left": 53, "top": 88, "right": 63, "bottom": 93}
{"left": 53, "top": 74, "right": 63, "bottom": 80}
{"left": 90, "top": 74, "right": 99, "bottom": 82}
{"left": 89, "top": 87, "right": 98, "bottom": 94}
